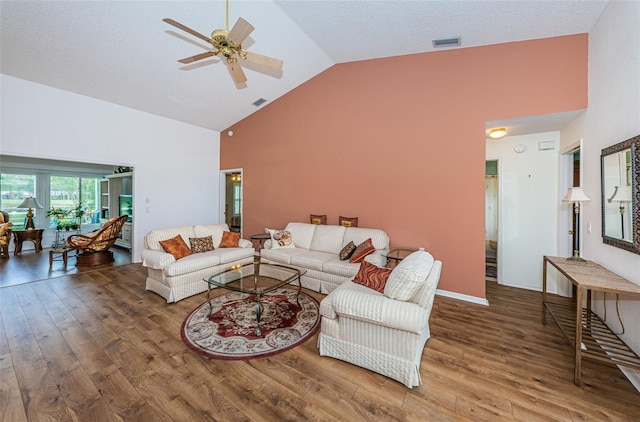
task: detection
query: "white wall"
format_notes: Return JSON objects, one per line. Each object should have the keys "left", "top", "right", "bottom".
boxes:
{"left": 486, "top": 132, "right": 559, "bottom": 292}
{"left": 0, "top": 75, "right": 221, "bottom": 262}
{"left": 562, "top": 0, "right": 640, "bottom": 390}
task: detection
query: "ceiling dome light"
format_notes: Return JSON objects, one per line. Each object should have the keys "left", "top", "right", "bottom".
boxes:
{"left": 489, "top": 128, "right": 507, "bottom": 139}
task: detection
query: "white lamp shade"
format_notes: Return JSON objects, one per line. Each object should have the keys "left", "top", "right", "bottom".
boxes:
{"left": 562, "top": 187, "right": 591, "bottom": 203}
{"left": 608, "top": 185, "right": 632, "bottom": 203}
{"left": 18, "top": 197, "right": 44, "bottom": 209}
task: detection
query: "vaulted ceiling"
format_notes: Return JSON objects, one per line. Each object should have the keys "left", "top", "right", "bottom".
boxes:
{"left": 0, "top": 1, "right": 607, "bottom": 132}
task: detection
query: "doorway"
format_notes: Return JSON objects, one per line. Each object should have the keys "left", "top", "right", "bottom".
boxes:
{"left": 220, "top": 169, "right": 243, "bottom": 233}
{"left": 485, "top": 159, "right": 499, "bottom": 282}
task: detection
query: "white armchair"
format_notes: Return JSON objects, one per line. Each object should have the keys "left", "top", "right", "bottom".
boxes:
{"left": 318, "top": 250, "right": 442, "bottom": 388}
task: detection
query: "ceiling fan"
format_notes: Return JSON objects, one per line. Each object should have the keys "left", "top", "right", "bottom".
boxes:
{"left": 163, "top": 0, "right": 283, "bottom": 85}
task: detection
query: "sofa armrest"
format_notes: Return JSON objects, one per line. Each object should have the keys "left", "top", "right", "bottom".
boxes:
{"left": 141, "top": 248, "right": 176, "bottom": 269}
{"left": 238, "top": 238, "right": 253, "bottom": 248}
{"left": 330, "top": 289, "right": 427, "bottom": 334}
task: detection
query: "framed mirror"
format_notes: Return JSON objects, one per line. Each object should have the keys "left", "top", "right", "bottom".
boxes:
{"left": 601, "top": 134, "right": 639, "bottom": 254}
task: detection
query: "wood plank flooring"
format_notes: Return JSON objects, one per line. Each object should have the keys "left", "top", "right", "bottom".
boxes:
{"left": 1, "top": 259, "right": 639, "bottom": 421}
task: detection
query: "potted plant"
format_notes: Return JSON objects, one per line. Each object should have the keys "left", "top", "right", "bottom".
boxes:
{"left": 46, "top": 207, "right": 68, "bottom": 221}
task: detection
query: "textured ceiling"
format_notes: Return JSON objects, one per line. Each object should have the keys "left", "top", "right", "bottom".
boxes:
{"left": 0, "top": 0, "right": 607, "bottom": 132}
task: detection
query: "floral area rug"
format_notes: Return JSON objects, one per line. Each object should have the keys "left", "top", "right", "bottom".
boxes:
{"left": 181, "top": 287, "right": 320, "bottom": 360}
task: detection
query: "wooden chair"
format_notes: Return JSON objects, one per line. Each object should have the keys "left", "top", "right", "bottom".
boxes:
{"left": 0, "top": 211, "right": 13, "bottom": 259}
{"left": 66, "top": 215, "right": 128, "bottom": 266}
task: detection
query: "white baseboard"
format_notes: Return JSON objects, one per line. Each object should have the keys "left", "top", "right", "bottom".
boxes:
{"left": 436, "top": 289, "right": 489, "bottom": 306}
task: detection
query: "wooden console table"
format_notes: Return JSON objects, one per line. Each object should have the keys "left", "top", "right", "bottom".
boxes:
{"left": 542, "top": 255, "right": 640, "bottom": 385}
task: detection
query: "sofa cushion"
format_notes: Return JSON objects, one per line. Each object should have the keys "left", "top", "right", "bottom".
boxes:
{"left": 284, "top": 222, "right": 317, "bottom": 249}
{"left": 321, "top": 257, "right": 360, "bottom": 278}
{"left": 210, "top": 247, "right": 255, "bottom": 264}
{"left": 146, "top": 225, "right": 197, "bottom": 251}
{"left": 189, "top": 236, "right": 214, "bottom": 253}
{"left": 384, "top": 250, "right": 434, "bottom": 301}
{"left": 339, "top": 241, "right": 356, "bottom": 261}
{"left": 352, "top": 261, "right": 392, "bottom": 293}
{"left": 261, "top": 247, "right": 309, "bottom": 265}
{"left": 349, "top": 238, "right": 375, "bottom": 263}
{"left": 159, "top": 235, "right": 193, "bottom": 260}
{"left": 193, "top": 224, "right": 229, "bottom": 248}
{"left": 219, "top": 231, "right": 240, "bottom": 247}
{"left": 163, "top": 251, "right": 221, "bottom": 276}
{"left": 290, "top": 251, "right": 335, "bottom": 271}
{"left": 344, "top": 227, "right": 389, "bottom": 251}
{"left": 310, "top": 225, "right": 346, "bottom": 254}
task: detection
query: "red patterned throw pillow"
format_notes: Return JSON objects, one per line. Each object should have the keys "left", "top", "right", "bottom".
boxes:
{"left": 219, "top": 231, "right": 241, "bottom": 248}
{"left": 352, "top": 261, "right": 392, "bottom": 293}
{"left": 159, "top": 235, "right": 193, "bottom": 260}
{"left": 349, "top": 238, "right": 375, "bottom": 263}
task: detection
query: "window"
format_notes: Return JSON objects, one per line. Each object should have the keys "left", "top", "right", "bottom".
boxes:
{"left": 49, "top": 175, "right": 101, "bottom": 228}
{"left": 233, "top": 183, "right": 242, "bottom": 215}
{"left": 0, "top": 173, "right": 37, "bottom": 229}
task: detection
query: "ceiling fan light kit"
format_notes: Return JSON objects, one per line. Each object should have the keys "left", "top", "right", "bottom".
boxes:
{"left": 163, "top": 1, "right": 283, "bottom": 86}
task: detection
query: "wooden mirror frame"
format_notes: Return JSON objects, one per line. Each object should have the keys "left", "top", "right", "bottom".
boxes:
{"left": 601, "top": 134, "right": 640, "bottom": 254}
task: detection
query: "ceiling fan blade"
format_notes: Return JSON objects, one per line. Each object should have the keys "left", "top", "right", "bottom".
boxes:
{"left": 163, "top": 18, "right": 211, "bottom": 43}
{"left": 178, "top": 51, "right": 217, "bottom": 64}
{"left": 244, "top": 51, "right": 283, "bottom": 71}
{"left": 227, "top": 17, "right": 254, "bottom": 45}
{"left": 229, "top": 62, "right": 247, "bottom": 84}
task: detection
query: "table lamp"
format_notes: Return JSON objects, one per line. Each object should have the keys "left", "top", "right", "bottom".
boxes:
{"left": 608, "top": 185, "right": 632, "bottom": 240}
{"left": 562, "top": 187, "right": 590, "bottom": 262}
{"left": 18, "top": 197, "right": 43, "bottom": 230}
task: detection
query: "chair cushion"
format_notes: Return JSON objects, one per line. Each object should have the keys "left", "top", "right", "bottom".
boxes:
{"left": 383, "top": 250, "right": 434, "bottom": 301}
{"left": 352, "top": 261, "right": 392, "bottom": 293}
{"left": 159, "top": 235, "right": 193, "bottom": 260}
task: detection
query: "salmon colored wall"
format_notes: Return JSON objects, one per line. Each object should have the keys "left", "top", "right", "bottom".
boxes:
{"left": 221, "top": 35, "right": 587, "bottom": 300}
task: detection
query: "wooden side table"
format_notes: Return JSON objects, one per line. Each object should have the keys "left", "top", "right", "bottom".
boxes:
{"left": 250, "top": 233, "right": 271, "bottom": 255}
{"left": 13, "top": 229, "right": 44, "bottom": 255}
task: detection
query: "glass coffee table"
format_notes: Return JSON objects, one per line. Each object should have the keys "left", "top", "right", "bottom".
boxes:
{"left": 204, "top": 262, "right": 306, "bottom": 336}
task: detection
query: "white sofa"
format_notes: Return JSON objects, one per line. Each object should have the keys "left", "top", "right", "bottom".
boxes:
{"left": 141, "top": 224, "right": 255, "bottom": 302}
{"left": 318, "top": 250, "right": 442, "bottom": 388}
{"left": 260, "top": 222, "right": 390, "bottom": 294}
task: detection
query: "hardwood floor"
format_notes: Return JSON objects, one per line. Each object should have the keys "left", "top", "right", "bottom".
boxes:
{"left": 1, "top": 258, "right": 639, "bottom": 421}
{"left": 0, "top": 246, "right": 131, "bottom": 288}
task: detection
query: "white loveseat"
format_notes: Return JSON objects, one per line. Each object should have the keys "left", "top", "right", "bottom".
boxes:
{"left": 141, "top": 224, "right": 255, "bottom": 302}
{"left": 318, "top": 249, "right": 442, "bottom": 388}
{"left": 260, "top": 222, "right": 390, "bottom": 294}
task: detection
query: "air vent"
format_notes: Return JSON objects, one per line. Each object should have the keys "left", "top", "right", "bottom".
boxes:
{"left": 252, "top": 98, "right": 267, "bottom": 107}
{"left": 432, "top": 37, "right": 461, "bottom": 48}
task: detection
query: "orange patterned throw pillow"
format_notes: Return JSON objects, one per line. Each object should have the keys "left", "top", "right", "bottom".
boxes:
{"left": 352, "top": 261, "right": 392, "bottom": 293}
{"left": 219, "top": 231, "right": 241, "bottom": 248}
{"left": 349, "top": 238, "right": 375, "bottom": 263}
{"left": 159, "top": 235, "right": 193, "bottom": 260}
